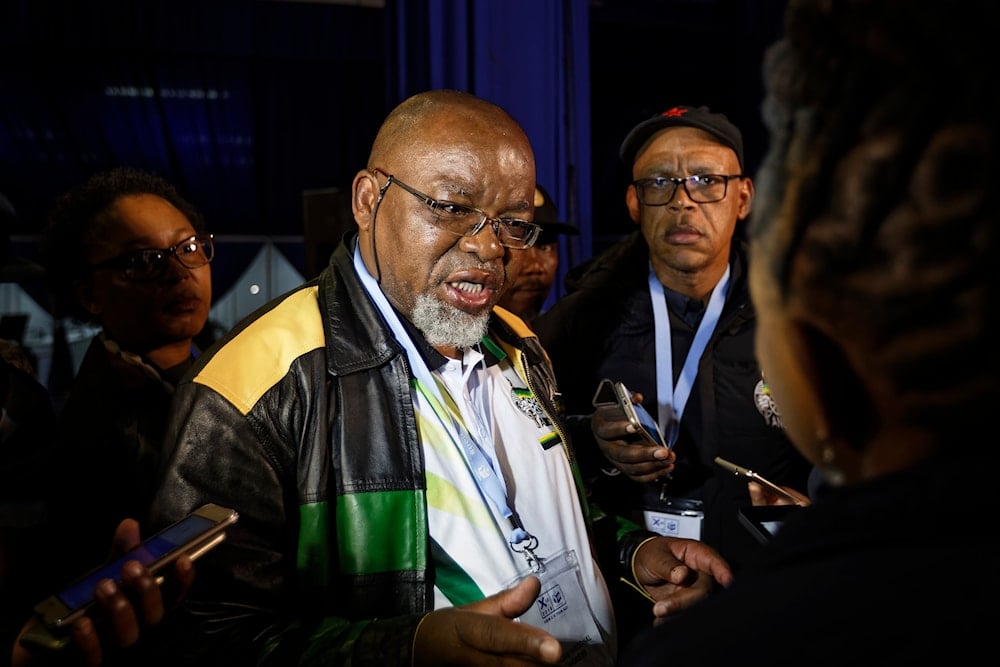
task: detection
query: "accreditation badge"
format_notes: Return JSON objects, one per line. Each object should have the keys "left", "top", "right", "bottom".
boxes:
{"left": 506, "top": 549, "right": 613, "bottom": 667}
{"left": 642, "top": 495, "right": 704, "bottom": 539}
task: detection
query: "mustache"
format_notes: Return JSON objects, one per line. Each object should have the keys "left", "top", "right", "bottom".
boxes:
{"left": 668, "top": 221, "right": 701, "bottom": 234}
{"left": 438, "top": 259, "right": 507, "bottom": 286}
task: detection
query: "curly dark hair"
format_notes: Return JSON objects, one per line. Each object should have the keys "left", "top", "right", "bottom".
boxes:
{"left": 752, "top": 0, "right": 1000, "bottom": 441}
{"left": 40, "top": 167, "right": 205, "bottom": 323}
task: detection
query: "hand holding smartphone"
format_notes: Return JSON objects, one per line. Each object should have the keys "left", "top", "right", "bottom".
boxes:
{"left": 22, "top": 503, "right": 238, "bottom": 651}
{"left": 592, "top": 378, "right": 668, "bottom": 448}
{"left": 713, "top": 456, "right": 803, "bottom": 505}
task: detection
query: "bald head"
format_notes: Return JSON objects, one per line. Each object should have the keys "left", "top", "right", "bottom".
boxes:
{"left": 368, "top": 89, "right": 533, "bottom": 174}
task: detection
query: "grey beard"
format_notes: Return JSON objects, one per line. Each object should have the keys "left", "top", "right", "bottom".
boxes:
{"left": 411, "top": 293, "right": 490, "bottom": 350}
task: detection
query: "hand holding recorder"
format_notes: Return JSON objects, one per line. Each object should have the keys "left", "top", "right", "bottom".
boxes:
{"left": 591, "top": 379, "right": 675, "bottom": 483}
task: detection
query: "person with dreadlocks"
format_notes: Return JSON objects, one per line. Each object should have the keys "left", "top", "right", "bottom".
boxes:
{"left": 620, "top": 0, "right": 1000, "bottom": 663}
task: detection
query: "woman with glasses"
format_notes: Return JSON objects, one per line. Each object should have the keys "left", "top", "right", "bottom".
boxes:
{"left": 11, "top": 167, "right": 213, "bottom": 665}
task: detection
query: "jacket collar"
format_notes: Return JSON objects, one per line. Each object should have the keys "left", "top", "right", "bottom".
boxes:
{"left": 319, "top": 235, "right": 403, "bottom": 376}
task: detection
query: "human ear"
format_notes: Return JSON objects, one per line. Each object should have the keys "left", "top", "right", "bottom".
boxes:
{"left": 796, "top": 322, "right": 876, "bottom": 449}
{"left": 352, "top": 170, "right": 380, "bottom": 233}
{"left": 738, "top": 178, "right": 755, "bottom": 220}
{"left": 625, "top": 184, "right": 641, "bottom": 224}
{"left": 787, "top": 319, "right": 875, "bottom": 485}
{"left": 74, "top": 280, "right": 101, "bottom": 316}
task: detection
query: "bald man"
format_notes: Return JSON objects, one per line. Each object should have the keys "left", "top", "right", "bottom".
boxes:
{"left": 139, "top": 90, "right": 731, "bottom": 666}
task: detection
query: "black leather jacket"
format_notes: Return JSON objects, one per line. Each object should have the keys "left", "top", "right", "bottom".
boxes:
{"left": 534, "top": 231, "right": 811, "bottom": 572}
{"left": 148, "top": 234, "right": 584, "bottom": 666}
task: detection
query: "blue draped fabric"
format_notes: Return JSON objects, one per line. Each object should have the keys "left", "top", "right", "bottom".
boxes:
{"left": 1, "top": 1, "right": 592, "bottom": 322}
{"left": 387, "top": 0, "right": 592, "bottom": 306}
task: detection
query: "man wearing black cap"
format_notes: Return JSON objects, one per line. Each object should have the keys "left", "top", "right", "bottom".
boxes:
{"left": 497, "top": 184, "right": 578, "bottom": 322}
{"left": 534, "top": 106, "right": 811, "bottom": 597}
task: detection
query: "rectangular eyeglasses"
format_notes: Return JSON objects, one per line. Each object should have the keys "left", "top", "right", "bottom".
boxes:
{"left": 371, "top": 167, "right": 541, "bottom": 249}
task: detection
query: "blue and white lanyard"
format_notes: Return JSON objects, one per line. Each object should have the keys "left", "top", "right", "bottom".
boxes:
{"left": 648, "top": 262, "right": 730, "bottom": 447}
{"left": 352, "top": 245, "right": 539, "bottom": 565}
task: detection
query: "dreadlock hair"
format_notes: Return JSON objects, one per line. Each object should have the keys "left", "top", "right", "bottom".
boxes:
{"left": 751, "top": 0, "right": 1000, "bottom": 442}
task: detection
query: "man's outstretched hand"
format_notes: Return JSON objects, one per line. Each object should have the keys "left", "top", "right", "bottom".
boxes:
{"left": 631, "top": 535, "right": 733, "bottom": 621}
{"left": 412, "top": 576, "right": 562, "bottom": 666}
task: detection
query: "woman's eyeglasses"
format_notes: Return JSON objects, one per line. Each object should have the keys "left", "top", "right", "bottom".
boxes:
{"left": 89, "top": 234, "right": 214, "bottom": 282}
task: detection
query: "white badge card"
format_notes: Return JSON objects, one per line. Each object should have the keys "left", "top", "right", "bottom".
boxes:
{"left": 643, "top": 507, "right": 703, "bottom": 539}
{"left": 505, "top": 549, "right": 613, "bottom": 667}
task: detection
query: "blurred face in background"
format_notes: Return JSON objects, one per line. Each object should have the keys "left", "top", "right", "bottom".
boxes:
{"left": 498, "top": 235, "right": 559, "bottom": 320}
{"left": 79, "top": 194, "right": 212, "bottom": 355}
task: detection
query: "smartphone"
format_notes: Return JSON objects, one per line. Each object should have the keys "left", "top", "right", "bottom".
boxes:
{"left": 31, "top": 503, "right": 238, "bottom": 634}
{"left": 713, "top": 456, "right": 801, "bottom": 504}
{"left": 737, "top": 504, "right": 802, "bottom": 544}
{"left": 592, "top": 378, "right": 667, "bottom": 448}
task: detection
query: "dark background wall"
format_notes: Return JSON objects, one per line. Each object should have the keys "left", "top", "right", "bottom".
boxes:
{"left": 1, "top": 0, "right": 786, "bottom": 274}
{"left": 0, "top": 0, "right": 386, "bottom": 244}
{"left": 589, "top": 0, "right": 786, "bottom": 250}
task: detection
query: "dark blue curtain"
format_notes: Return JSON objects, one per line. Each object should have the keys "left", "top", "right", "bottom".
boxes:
{"left": 0, "top": 0, "right": 385, "bottom": 306}
{"left": 2, "top": 0, "right": 592, "bottom": 312}
{"left": 386, "top": 0, "right": 592, "bottom": 305}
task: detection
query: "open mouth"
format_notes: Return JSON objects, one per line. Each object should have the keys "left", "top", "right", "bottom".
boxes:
{"left": 445, "top": 279, "right": 494, "bottom": 312}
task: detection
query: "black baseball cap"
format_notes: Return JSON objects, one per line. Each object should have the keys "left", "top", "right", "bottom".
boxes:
{"left": 619, "top": 105, "right": 744, "bottom": 171}
{"left": 533, "top": 184, "right": 579, "bottom": 242}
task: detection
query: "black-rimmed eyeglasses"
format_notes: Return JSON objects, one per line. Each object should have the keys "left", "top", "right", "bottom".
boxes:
{"left": 371, "top": 168, "right": 541, "bottom": 250}
{"left": 632, "top": 174, "right": 743, "bottom": 205}
{"left": 89, "top": 234, "right": 214, "bottom": 282}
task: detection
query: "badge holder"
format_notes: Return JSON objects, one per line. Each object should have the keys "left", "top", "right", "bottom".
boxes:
{"left": 505, "top": 549, "right": 614, "bottom": 667}
{"left": 642, "top": 493, "right": 704, "bottom": 539}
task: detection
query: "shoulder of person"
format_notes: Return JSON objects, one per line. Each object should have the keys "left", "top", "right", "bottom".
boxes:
{"left": 564, "top": 231, "right": 648, "bottom": 294}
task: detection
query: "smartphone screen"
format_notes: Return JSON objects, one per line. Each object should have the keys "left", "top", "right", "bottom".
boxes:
{"left": 55, "top": 514, "right": 215, "bottom": 612}
{"left": 592, "top": 378, "right": 667, "bottom": 448}
{"left": 35, "top": 504, "right": 237, "bottom": 630}
{"left": 630, "top": 400, "right": 667, "bottom": 448}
